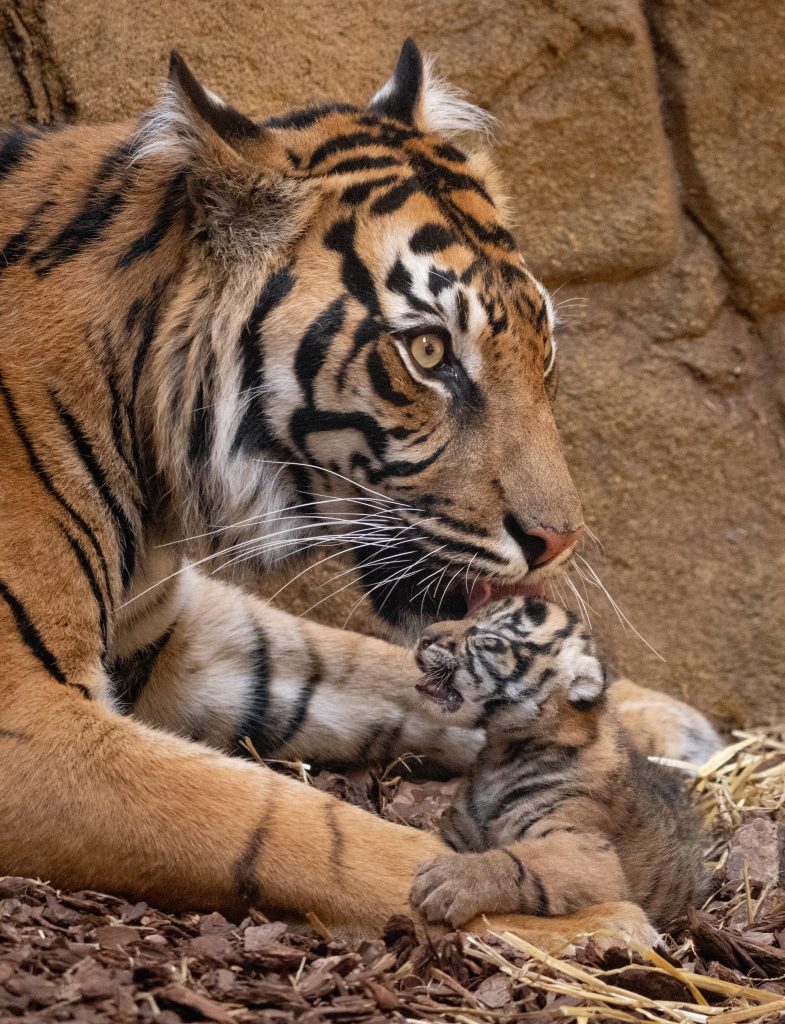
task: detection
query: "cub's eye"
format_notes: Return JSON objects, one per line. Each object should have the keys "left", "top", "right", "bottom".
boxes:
{"left": 409, "top": 332, "right": 446, "bottom": 370}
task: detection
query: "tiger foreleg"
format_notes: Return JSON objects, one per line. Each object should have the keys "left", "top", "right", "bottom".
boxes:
{"left": 609, "top": 678, "right": 723, "bottom": 764}
{"left": 0, "top": 673, "right": 452, "bottom": 937}
{"left": 118, "top": 567, "right": 482, "bottom": 772}
{"left": 411, "top": 830, "right": 631, "bottom": 928}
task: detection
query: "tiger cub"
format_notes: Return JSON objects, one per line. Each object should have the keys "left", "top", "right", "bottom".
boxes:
{"left": 409, "top": 597, "right": 706, "bottom": 931}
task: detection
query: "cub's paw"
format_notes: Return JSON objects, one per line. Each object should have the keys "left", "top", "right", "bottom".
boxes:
{"left": 410, "top": 850, "right": 518, "bottom": 928}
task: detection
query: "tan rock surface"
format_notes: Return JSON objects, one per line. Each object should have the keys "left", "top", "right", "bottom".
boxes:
{"left": 646, "top": 0, "right": 785, "bottom": 318}
{"left": 36, "top": 0, "right": 679, "bottom": 281}
{"left": 2, "top": 1, "right": 784, "bottom": 725}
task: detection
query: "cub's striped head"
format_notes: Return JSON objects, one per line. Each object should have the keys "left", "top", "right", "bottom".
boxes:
{"left": 133, "top": 41, "right": 583, "bottom": 634}
{"left": 415, "top": 598, "right": 606, "bottom": 733}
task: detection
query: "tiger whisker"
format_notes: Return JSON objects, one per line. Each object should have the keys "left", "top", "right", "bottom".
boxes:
{"left": 574, "top": 554, "right": 665, "bottom": 662}
{"left": 255, "top": 458, "right": 413, "bottom": 509}
{"left": 158, "top": 493, "right": 411, "bottom": 548}
{"left": 365, "top": 543, "right": 450, "bottom": 622}
{"left": 211, "top": 522, "right": 416, "bottom": 575}
{"left": 564, "top": 574, "right": 592, "bottom": 629}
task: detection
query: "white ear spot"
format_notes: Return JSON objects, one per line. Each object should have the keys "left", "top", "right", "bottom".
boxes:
{"left": 204, "top": 87, "right": 227, "bottom": 109}
{"left": 132, "top": 81, "right": 195, "bottom": 166}
{"left": 420, "top": 57, "right": 497, "bottom": 139}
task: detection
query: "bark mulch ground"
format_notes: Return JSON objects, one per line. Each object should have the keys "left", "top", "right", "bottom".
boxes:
{"left": 2, "top": 728, "right": 785, "bottom": 1023}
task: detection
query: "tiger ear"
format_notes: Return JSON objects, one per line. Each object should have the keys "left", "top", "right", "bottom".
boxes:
{"left": 135, "top": 52, "right": 310, "bottom": 257}
{"left": 369, "top": 38, "right": 424, "bottom": 126}
{"left": 369, "top": 38, "right": 494, "bottom": 138}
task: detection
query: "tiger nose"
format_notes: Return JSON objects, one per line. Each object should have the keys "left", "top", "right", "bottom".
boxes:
{"left": 524, "top": 525, "right": 584, "bottom": 567}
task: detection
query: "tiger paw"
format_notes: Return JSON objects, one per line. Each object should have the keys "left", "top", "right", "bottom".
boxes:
{"left": 410, "top": 849, "right": 519, "bottom": 928}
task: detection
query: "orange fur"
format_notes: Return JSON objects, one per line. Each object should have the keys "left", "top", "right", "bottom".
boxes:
{"left": 0, "top": 47, "right": 712, "bottom": 949}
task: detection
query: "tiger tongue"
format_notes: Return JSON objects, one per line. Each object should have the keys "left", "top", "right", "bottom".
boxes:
{"left": 465, "top": 579, "right": 545, "bottom": 615}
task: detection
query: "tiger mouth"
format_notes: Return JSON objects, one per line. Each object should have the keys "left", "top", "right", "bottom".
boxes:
{"left": 462, "top": 578, "right": 545, "bottom": 615}
{"left": 415, "top": 672, "right": 464, "bottom": 712}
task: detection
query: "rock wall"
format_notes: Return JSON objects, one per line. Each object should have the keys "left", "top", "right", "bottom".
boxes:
{"left": 2, "top": 0, "right": 783, "bottom": 725}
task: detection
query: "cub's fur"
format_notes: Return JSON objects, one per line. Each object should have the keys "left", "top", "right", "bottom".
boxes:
{"left": 411, "top": 598, "right": 707, "bottom": 930}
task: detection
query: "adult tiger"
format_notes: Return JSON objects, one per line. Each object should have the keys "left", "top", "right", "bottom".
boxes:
{"left": 0, "top": 40, "right": 720, "bottom": 944}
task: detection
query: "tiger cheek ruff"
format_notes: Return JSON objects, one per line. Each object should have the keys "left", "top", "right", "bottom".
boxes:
{"left": 0, "top": 36, "right": 715, "bottom": 944}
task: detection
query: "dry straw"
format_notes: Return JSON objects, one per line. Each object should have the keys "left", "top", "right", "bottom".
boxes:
{"left": 467, "top": 726, "right": 785, "bottom": 1023}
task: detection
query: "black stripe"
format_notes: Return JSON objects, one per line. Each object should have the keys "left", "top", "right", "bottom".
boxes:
{"left": 0, "top": 128, "right": 35, "bottom": 182}
{"left": 433, "top": 142, "right": 468, "bottom": 164}
{"left": 233, "top": 820, "right": 266, "bottom": 907}
{"left": 188, "top": 353, "right": 215, "bottom": 469}
{"left": 370, "top": 178, "right": 418, "bottom": 216}
{"left": 236, "top": 628, "right": 272, "bottom": 757}
{"left": 341, "top": 174, "right": 399, "bottom": 205}
{"left": 324, "top": 218, "right": 380, "bottom": 316}
{"left": 58, "top": 523, "right": 108, "bottom": 650}
{"left": 278, "top": 673, "right": 318, "bottom": 748}
{"left": 129, "top": 278, "right": 169, "bottom": 475}
{"left": 102, "top": 353, "right": 137, "bottom": 481}
{"left": 112, "top": 621, "right": 175, "bottom": 712}
{"left": 366, "top": 348, "right": 411, "bottom": 407}
{"left": 366, "top": 440, "right": 450, "bottom": 483}
{"left": 357, "top": 722, "right": 386, "bottom": 763}
{"left": 407, "top": 501, "right": 490, "bottom": 539}
{"left": 294, "top": 296, "right": 346, "bottom": 406}
{"left": 385, "top": 258, "right": 439, "bottom": 316}
{"left": 495, "top": 777, "right": 568, "bottom": 818}
{"left": 501, "top": 848, "right": 526, "bottom": 886}
{"left": 401, "top": 520, "right": 505, "bottom": 565}
{"left": 513, "top": 792, "right": 586, "bottom": 840}
{"left": 290, "top": 407, "right": 388, "bottom": 463}
{"left": 265, "top": 102, "right": 356, "bottom": 130}
{"left": 0, "top": 577, "right": 71, "bottom": 688}
{"left": 320, "top": 154, "right": 402, "bottom": 176}
{"left": 534, "top": 824, "right": 579, "bottom": 840}
{"left": 232, "top": 267, "right": 296, "bottom": 454}
{"left": 308, "top": 131, "right": 384, "bottom": 169}
{"left": 324, "top": 800, "right": 345, "bottom": 872}
{"left": 0, "top": 198, "right": 56, "bottom": 273}
{"left": 428, "top": 266, "right": 457, "bottom": 296}
{"left": 32, "top": 144, "right": 131, "bottom": 275}
{"left": 117, "top": 170, "right": 187, "bottom": 268}
{"left": 529, "top": 870, "right": 550, "bottom": 915}
{"left": 53, "top": 397, "right": 137, "bottom": 585}
{"left": 410, "top": 223, "right": 456, "bottom": 255}
{"left": 0, "top": 372, "right": 113, "bottom": 603}
{"left": 0, "top": 729, "right": 29, "bottom": 741}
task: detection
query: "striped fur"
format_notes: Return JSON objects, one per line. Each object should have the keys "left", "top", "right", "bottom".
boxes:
{"left": 0, "top": 41, "right": 716, "bottom": 945}
{"left": 411, "top": 599, "right": 707, "bottom": 930}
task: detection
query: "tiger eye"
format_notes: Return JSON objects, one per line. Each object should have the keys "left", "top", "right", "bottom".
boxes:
{"left": 410, "top": 333, "right": 445, "bottom": 370}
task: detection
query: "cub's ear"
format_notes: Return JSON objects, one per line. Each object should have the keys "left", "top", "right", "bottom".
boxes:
{"left": 134, "top": 52, "right": 311, "bottom": 258}
{"left": 369, "top": 38, "right": 494, "bottom": 137}
{"left": 566, "top": 655, "right": 607, "bottom": 711}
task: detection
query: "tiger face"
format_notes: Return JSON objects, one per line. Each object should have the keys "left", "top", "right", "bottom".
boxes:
{"left": 415, "top": 598, "right": 606, "bottom": 733}
{"left": 140, "top": 41, "right": 583, "bottom": 635}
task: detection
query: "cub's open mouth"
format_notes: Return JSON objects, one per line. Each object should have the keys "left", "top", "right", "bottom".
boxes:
{"left": 415, "top": 673, "right": 464, "bottom": 712}
{"left": 463, "top": 578, "right": 545, "bottom": 615}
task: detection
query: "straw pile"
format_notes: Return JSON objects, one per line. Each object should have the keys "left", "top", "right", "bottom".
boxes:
{"left": 1, "top": 727, "right": 784, "bottom": 1023}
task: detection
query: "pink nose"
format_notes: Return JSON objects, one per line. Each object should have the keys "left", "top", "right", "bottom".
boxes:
{"left": 526, "top": 525, "right": 584, "bottom": 567}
